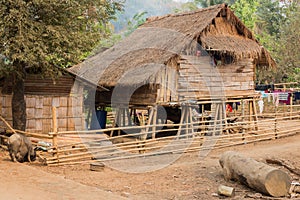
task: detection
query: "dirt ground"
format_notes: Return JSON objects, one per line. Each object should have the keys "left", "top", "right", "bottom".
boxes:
{"left": 1, "top": 133, "right": 300, "bottom": 200}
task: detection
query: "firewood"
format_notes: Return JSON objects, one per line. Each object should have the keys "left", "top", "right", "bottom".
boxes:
{"left": 217, "top": 185, "right": 235, "bottom": 197}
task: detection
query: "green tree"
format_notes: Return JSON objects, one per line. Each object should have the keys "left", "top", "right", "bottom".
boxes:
{"left": 274, "top": 1, "right": 300, "bottom": 82}
{"left": 255, "top": 0, "right": 299, "bottom": 83}
{"left": 195, "top": 0, "right": 235, "bottom": 7}
{"left": 230, "top": 0, "right": 259, "bottom": 31}
{"left": 0, "top": 0, "right": 122, "bottom": 130}
{"left": 124, "top": 11, "right": 148, "bottom": 36}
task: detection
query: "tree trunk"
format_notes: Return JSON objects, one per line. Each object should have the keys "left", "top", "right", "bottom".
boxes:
{"left": 219, "top": 151, "right": 291, "bottom": 197}
{"left": 12, "top": 64, "right": 27, "bottom": 131}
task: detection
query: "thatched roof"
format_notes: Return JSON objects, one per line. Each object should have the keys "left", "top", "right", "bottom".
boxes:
{"left": 68, "top": 3, "right": 275, "bottom": 88}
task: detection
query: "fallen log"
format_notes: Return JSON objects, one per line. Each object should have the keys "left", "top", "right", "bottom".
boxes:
{"left": 219, "top": 151, "right": 291, "bottom": 197}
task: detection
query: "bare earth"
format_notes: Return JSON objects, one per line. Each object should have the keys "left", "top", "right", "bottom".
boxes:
{"left": 1, "top": 133, "right": 300, "bottom": 200}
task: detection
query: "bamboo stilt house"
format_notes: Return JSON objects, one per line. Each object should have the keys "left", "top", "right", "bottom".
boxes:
{"left": 68, "top": 4, "right": 276, "bottom": 132}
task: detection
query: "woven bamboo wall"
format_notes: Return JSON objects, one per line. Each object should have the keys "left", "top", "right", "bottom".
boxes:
{"left": 0, "top": 81, "right": 85, "bottom": 133}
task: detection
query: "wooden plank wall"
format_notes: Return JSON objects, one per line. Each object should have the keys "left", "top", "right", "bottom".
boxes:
{"left": 0, "top": 82, "right": 85, "bottom": 133}
{"left": 96, "top": 85, "right": 158, "bottom": 106}
{"left": 156, "top": 63, "right": 178, "bottom": 103}
{"left": 1, "top": 74, "right": 74, "bottom": 95}
{"left": 177, "top": 55, "right": 255, "bottom": 101}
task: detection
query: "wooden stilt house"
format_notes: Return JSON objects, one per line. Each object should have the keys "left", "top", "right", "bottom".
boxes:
{"left": 68, "top": 4, "right": 275, "bottom": 136}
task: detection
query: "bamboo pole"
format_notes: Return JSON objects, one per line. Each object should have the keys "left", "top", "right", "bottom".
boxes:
{"left": 42, "top": 106, "right": 300, "bottom": 166}
{"left": 46, "top": 124, "right": 300, "bottom": 166}
{"left": 177, "top": 105, "right": 186, "bottom": 137}
{"left": 152, "top": 105, "right": 157, "bottom": 139}
{"left": 252, "top": 100, "right": 258, "bottom": 131}
{"left": 0, "top": 115, "right": 16, "bottom": 134}
{"left": 290, "top": 93, "right": 293, "bottom": 120}
{"left": 274, "top": 105, "right": 278, "bottom": 139}
{"left": 52, "top": 107, "right": 58, "bottom": 158}
{"left": 48, "top": 129, "right": 300, "bottom": 166}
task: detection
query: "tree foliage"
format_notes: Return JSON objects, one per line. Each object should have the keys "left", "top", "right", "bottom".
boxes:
{"left": 230, "top": 0, "right": 259, "bottom": 31}
{"left": 192, "top": 0, "right": 300, "bottom": 84}
{"left": 195, "top": 0, "right": 235, "bottom": 7}
{"left": 0, "top": 0, "right": 122, "bottom": 130}
{"left": 255, "top": 0, "right": 300, "bottom": 83}
{"left": 0, "top": 0, "right": 122, "bottom": 73}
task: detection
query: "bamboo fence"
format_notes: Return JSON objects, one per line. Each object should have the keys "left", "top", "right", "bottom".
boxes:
{"left": 1, "top": 104, "right": 300, "bottom": 167}
{"left": 44, "top": 105, "right": 300, "bottom": 166}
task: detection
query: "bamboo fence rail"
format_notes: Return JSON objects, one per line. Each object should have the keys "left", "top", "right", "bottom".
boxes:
{"left": 1, "top": 104, "right": 300, "bottom": 167}
{"left": 45, "top": 109, "right": 300, "bottom": 166}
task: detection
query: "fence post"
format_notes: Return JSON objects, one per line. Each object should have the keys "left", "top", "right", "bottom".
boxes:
{"left": 274, "top": 105, "right": 278, "bottom": 139}
{"left": 290, "top": 93, "right": 293, "bottom": 120}
{"left": 52, "top": 106, "right": 58, "bottom": 158}
{"left": 241, "top": 100, "right": 245, "bottom": 141}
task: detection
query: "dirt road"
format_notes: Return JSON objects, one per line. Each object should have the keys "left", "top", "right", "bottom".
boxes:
{"left": 1, "top": 133, "right": 300, "bottom": 199}
{"left": 0, "top": 156, "right": 125, "bottom": 200}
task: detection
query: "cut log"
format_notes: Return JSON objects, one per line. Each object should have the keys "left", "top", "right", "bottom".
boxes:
{"left": 219, "top": 151, "right": 291, "bottom": 197}
{"left": 217, "top": 185, "right": 235, "bottom": 197}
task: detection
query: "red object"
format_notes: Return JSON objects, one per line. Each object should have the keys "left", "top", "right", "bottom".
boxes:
{"left": 226, "top": 104, "right": 233, "bottom": 112}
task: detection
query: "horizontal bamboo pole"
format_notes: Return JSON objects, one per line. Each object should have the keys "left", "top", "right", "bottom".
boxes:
{"left": 46, "top": 135, "right": 198, "bottom": 163}
{"left": 0, "top": 116, "right": 16, "bottom": 134}
{"left": 44, "top": 110, "right": 300, "bottom": 165}
{"left": 48, "top": 128, "right": 288, "bottom": 165}
{"left": 47, "top": 130, "right": 300, "bottom": 166}
{"left": 47, "top": 116, "right": 295, "bottom": 155}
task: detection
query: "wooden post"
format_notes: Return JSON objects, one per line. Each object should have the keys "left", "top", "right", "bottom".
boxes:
{"left": 213, "top": 103, "right": 220, "bottom": 136}
{"left": 52, "top": 107, "right": 58, "bottom": 158}
{"left": 122, "top": 107, "right": 126, "bottom": 127}
{"left": 241, "top": 100, "right": 245, "bottom": 140}
{"left": 290, "top": 93, "right": 293, "bottom": 120}
{"left": 110, "top": 108, "right": 118, "bottom": 137}
{"left": 189, "top": 106, "right": 194, "bottom": 138}
{"left": 241, "top": 100, "right": 245, "bottom": 122}
{"left": 252, "top": 99, "right": 258, "bottom": 131}
{"left": 151, "top": 105, "right": 158, "bottom": 139}
{"left": 177, "top": 106, "right": 186, "bottom": 137}
{"left": 201, "top": 104, "right": 205, "bottom": 131}
{"left": 185, "top": 106, "right": 190, "bottom": 138}
{"left": 249, "top": 100, "right": 253, "bottom": 124}
{"left": 145, "top": 107, "right": 154, "bottom": 138}
{"left": 274, "top": 105, "right": 278, "bottom": 139}
{"left": 222, "top": 102, "right": 229, "bottom": 134}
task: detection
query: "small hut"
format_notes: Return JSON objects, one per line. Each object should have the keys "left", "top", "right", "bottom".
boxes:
{"left": 0, "top": 73, "right": 85, "bottom": 133}
{"left": 68, "top": 4, "right": 275, "bottom": 136}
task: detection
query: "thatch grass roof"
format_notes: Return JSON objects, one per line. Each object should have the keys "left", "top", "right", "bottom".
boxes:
{"left": 68, "top": 3, "right": 275, "bottom": 88}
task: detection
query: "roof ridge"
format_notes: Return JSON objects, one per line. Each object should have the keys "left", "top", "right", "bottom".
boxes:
{"left": 145, "top": 3, "right": 226, "bottom": 24}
